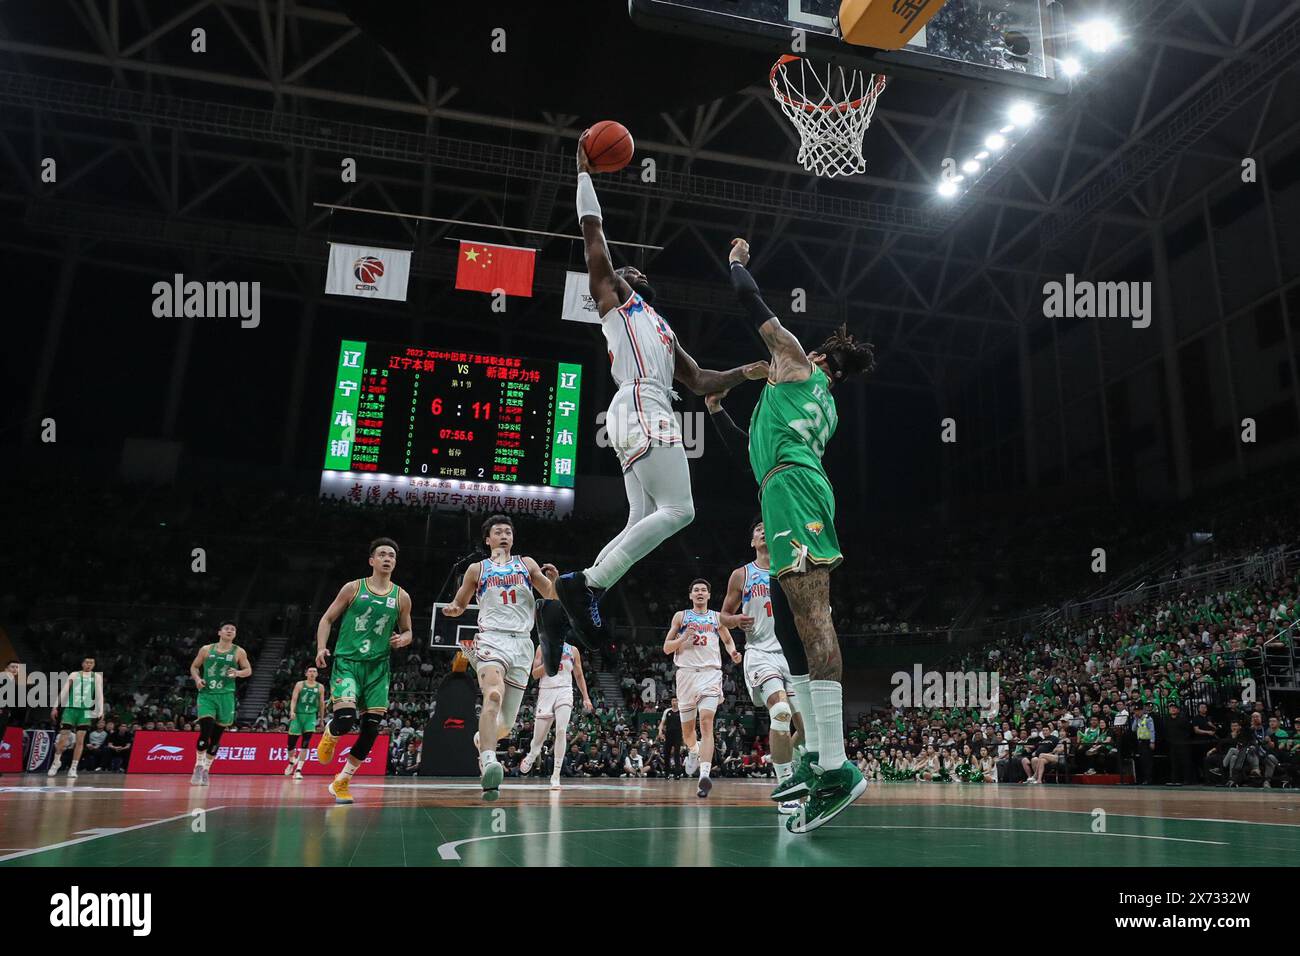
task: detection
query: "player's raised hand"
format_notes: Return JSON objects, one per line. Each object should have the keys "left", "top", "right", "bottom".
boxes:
{"left": 704, "top": 389, "right": 729, "bottom": 413}
{"left": 729, "top": 237, "right": 751, "bottom": 266}
{"left": 742, "top": 360, "right": 770, "bottom": 381}
{"left": 315, "top": 647, "right": 331, "bottom": 669}
{"left": 576, "top": 131, "right": 593, "bottom": 175}
{"left": 540, "top": 562, "right": 559, "bottom": 581}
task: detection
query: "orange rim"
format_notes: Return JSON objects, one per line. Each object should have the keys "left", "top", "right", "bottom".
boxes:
{"left": 769, "top": 56, "right": 887, "bottom": 114}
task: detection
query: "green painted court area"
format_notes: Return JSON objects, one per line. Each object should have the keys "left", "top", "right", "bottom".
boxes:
{"left": 5, "top": 798, "right": 1297, "bottom": 868}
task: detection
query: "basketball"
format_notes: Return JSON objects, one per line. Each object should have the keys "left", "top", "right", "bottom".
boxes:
{"left": 582, "top": 120, "right": 635, "bottom": 173}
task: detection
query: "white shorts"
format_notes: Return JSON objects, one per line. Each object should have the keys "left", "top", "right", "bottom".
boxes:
{"left": 606, "top": 382, "right": 682, "bottom": 472}
{"left": 675, "top": 666, "right": 722, "bottom": 717}
{"left": 536, "top": 685, "right": 574, "bottom": 719}
{"left": 743, "top": 645, "right": 793, "bottom": 708}
{"left": 468, "top": 631, "right": 533, "bottom": 690}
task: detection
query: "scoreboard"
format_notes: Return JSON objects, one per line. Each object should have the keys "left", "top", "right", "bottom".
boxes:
{"left": 321, "top": 340, "right": 582, "bottom": 514}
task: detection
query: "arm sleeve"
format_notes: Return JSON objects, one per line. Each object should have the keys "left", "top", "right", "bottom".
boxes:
{"left": 729, "top": 261, "right": 777, "bottom": 328}
{"left": 708, "top": 406, "right": 752, "bottom": 473}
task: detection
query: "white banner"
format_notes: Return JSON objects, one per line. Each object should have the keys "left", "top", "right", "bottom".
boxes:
{"left": 320, "top": 471, "right": 574, "bottom": 517}
{"left": 325, "top": 243, "right": 412, "bottom": 301}
{"left": 561, "top": 270, "right": 602, "bottom": 324}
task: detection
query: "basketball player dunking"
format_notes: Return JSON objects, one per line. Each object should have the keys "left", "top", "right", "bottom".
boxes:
{"left": 554, "top": 136, "right": 768, "bottom": 645}
{"left": 444, "top": 514, "right": 559, "bottom": 795}
{"left": 720, "top": 520, "right": 805, "bottom": 815}
{"left": 314, "top": 538, "right": 414, "bottom": 804}
{"left": 519, "top": 635, "right": 593, "bottom": 789}
{"left": 662, "top": 579, "right": 741, "bottom": 798}
{"left": 711, "top": 237, "right": 876, "bottom": 833}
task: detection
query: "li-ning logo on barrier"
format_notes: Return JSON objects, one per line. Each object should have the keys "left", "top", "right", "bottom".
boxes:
{"left": 145, "top": 745, "right": 185, "bottom": 761}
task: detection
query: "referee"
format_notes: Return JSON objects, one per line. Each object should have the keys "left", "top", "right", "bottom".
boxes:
{"left": 657, "top": 696, "right": 684, "bottom": 779}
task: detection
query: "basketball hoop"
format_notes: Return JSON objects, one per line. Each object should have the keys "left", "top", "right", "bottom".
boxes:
{"left": 770, "top": 55, "right": 887, "bottom": 179}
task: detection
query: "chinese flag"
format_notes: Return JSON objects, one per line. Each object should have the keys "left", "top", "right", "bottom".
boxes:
{"left": 455, "top": 241, "right": 536, "bottom": 297}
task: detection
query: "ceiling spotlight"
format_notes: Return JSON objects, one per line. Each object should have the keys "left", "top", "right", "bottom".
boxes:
{"left": 1000, "top": 124, "right": 1015, "bottom": 134}
{"left": 937, "top": 180, "right": 960, "bottom": 198}
{"left": 1008, "top": 101, "right": 1036, "bottom": 127}
{"left": 975, "top": 151, "right": 989, "bottom": 160}
{"left": 985, "top": 133, "right": 1007, "bottom": 151}
{"left": 1061, "top": 57, "right": 1084, "bottom": 78}
{"left": 962, "top": 159, "right": 982, "bottom": 174}
{"left": 1079, "top": 18, "right": 1120, "bottom": 53}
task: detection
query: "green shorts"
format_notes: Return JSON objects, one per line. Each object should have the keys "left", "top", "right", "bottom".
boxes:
{"left": 331, "top": 656, "right": 390, "bottom": 712}
{"left": 59, "top": 707, "right": 93, "bottom": 729}
{"left": 197, "top": 693, "right": 236, "bottom": 727}
{"left": 760, "top": 465, "right": 842, "bottom": 578}
{"left": 288, "top": 713, "right": 319, "bottom": 736}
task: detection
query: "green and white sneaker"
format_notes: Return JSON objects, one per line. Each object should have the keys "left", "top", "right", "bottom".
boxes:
{"left": 771, "top": 750, "right": 819, "bottom": 802}
{"left": 785, "top": 761, "right": 867, "bottom": 834}
{"left": 481, "top": 759, "right": 504, "bottom": 792}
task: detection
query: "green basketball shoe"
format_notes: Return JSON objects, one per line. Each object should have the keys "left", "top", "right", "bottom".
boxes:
{"left": 785, "top": 760, "right": 867, "bottom": 834}
{"left": 771, "top": 750, "right": 819, "bottom": 802}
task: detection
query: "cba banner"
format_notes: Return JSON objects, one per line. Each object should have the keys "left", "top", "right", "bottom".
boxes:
{"left": 126, "top": 730, "right": 388, "bottom": 775}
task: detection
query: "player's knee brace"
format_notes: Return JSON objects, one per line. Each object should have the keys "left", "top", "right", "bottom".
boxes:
{"left": 769, "top": 700, "right": 793, "bottom": 735}
{"left": 328, "top": 707, "right": 357, "bottom": 736}
{"left": 196, "top": 717, "right": 215, "bottom": 752}
{"left": 286, "top": 734, "right": 299, "bottom": 751}
{"left": 350, "top": 712, "right": 383, "bottom": 761}
{"left": 209, "top": 725, "right": 226, "bottom": 750}
{"left": 768, "top": 576, "right": 809, "bottom": 675}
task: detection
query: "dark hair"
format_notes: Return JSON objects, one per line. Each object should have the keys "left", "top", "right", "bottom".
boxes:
{"left": 815, "top": 323, "right": 876, "bottom": 382}
{"left": 481, "top": 514, "right": 514, "bottom": 541}
{"left": 614, "top": 266, "right": 641, "bottom": 281}
{"left": 369, "top": 537, "right": 399, "bottom": 556}
{"left": 750, "top": 516, "right": 764, "bottom": 536}
{"left": 218, "top": 620, "right": 237, "bottom": 630}
{"left": 689, "top": 578, "right": 711, "bottom": 593}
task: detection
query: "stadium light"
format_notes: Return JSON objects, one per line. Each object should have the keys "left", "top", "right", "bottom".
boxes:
{"left": 937, "top": 180, "right": 960, "bottom": 198}
{"left": 1008, "top": 101, "right": 1036, "bottom": 127}
{"left": 1061, "top": 57, "right": 1083, "bottom": 78}
{"left": 1079, "top": 18, "right": 1120, "bottom": 53}
{"left": 975, "top": 151, "right": 989, "bottom": 161}
{"left": 984, "top": 133, "right": 1007, "bottom": 151}
{"left": 962, "top": 159, "right": 982, "bottom": 174}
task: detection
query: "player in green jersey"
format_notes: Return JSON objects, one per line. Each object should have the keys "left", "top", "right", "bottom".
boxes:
{"left": 48, "top": 656, "right": 102, "bottom": 779}
{"left": 315, "top": 537, "right": 413, "bottom": 804}
{"left": 710, "top": 237, "right": 876, "bottom": 833}
{"left": 283, "top": 665, "right": 327, "bottom": 779}
{"left": 188, "top": 622, "right": 253, "bottom": 786}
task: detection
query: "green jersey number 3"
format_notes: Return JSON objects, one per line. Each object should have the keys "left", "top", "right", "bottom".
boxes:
{"left": 353, "top": 606, "right": 391, "bottom": 656}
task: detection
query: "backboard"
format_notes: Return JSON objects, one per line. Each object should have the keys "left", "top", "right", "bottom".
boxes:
{"left": 432, "top": 603, "right": 480, "bottom": 649}
{"left": 629, "top": 0, "right": 1071, "bottom": 96}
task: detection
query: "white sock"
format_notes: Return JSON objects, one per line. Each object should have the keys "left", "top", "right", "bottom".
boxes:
{"left": 338, "top": 760, "right": 359, "bottom": 779}
{"left": 700, "top": 762, "right": 711, "bottom": 778}
{"left": 810, "top": 680, "right": 846, "bottom": 768}
{"left": 789, "top": 675, "right": 818, "bottom": 755}
{"left": 775, "top": 760, "right": 793, "bottom": 782}
{"left": 481, "top": 750, "right": 498, "bottom": 766}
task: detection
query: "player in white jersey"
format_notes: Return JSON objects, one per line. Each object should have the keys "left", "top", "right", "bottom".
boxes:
{"left": 662, "top": 579, "right": 741, "bottom": 798}
{"left": 519, "top": 635, "right": 593, "bottom": 789}
{"left": 556, "top": 136, "right": 769, "bottom": 645}
{"left": 444, "top": 514, "right": 558, "bottom": 795}
{"left": 721, "top": 519, "right": 806, "bottom": 815}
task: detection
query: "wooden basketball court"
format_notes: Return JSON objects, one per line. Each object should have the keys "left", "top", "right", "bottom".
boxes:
{"left": 2, "top": 776, "right": 1296, "bottom": 867}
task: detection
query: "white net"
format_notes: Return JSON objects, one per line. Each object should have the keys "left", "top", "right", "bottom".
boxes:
{"left": 769, "top": 55, "right": 887, "bottom": 179}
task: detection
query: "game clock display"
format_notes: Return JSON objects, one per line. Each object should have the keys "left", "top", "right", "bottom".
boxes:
{"left": 323, "top": 339, "right": 581, "bottom": 488}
